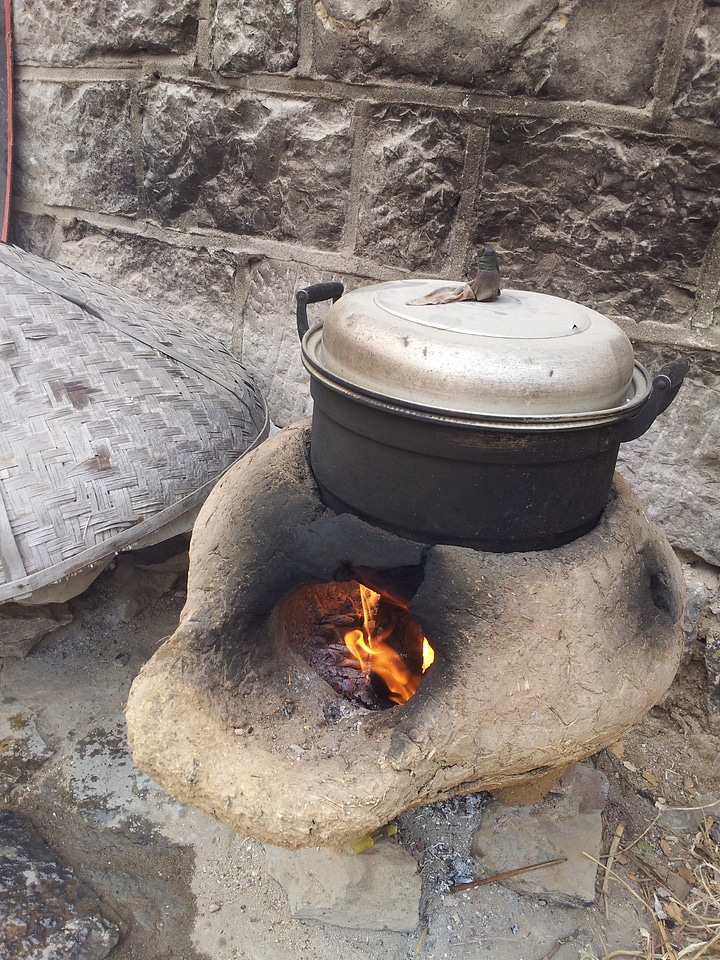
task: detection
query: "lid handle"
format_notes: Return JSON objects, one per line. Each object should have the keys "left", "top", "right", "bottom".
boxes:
{"left": 296, "top": 283, "right": 344, "bottom": 340}
{"left": 408, "top": 246, "right": 501, "bottom": 305}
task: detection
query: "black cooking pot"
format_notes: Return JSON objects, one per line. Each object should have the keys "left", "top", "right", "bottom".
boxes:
{"left": 297, "top": 280, "right": 688, "bottom": 551}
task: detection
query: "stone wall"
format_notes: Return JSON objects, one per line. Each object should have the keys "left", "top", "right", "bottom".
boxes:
{"left": 10, "top": 0, "right": 720, "bottom": 563}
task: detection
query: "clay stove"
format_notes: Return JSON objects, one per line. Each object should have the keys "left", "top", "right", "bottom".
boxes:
{"left": 126, "top": 420, "right": 685, "bottom": 849}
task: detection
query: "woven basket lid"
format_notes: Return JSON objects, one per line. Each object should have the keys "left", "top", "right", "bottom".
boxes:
{"left": 0, "top": 244, "right": 269, "bottom": 604}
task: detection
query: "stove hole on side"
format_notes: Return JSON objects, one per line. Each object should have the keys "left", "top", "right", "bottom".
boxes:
{"left": 281, "top": 578, "right": 434, "bottom": 712}
{"left": 637, "top": 543, "right": 681, "bottom": 623}
{"left": 649, "top": 568, "right": 674, "bottom": 617}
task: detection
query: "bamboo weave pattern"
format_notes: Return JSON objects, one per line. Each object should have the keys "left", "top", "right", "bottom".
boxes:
{"left": 0, "top": 244, "right": 268, "bottom": 602}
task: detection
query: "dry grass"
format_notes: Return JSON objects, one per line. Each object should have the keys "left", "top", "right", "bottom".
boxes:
{"left": 584, "top": 811, "right": 720, "bottom": 960}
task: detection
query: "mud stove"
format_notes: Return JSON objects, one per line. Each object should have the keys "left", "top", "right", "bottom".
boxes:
{"left": 126, "top": 421, "right": 684, "bottom": 849}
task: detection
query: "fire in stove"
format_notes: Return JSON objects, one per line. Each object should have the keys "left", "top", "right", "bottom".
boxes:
{"left": 283, "top": 577, "right": 435, "bottom": 709}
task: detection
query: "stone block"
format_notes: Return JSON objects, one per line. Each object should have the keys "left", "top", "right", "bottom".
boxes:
{"left": 681, "top": 554, "right": 719, "bottom": 643}
{"left": 240, "top": 260, "right": 365, "bottom": 426}
{"left": 142, "top": 83, "right": 352, "bottom": 243}
{"left": 617, "top": 348, "right": 720, "bottom": 567}
{"left": 476, "top": 118, "right": 720, "bottom": 326}
{"left": 14, "top": 80, "right": 137, "bottom": 215}
{"left": 50, "top": 227, "right": 239, "bottom": 344}
{"left": 100, "top": 546, "right": 189, "bottom": 624}
{"left": 354, "top": 105, "right": 468, "bottom": 272}
{"left": 314, "top": 0, "right": 670, "bottom": 104}
{"left": 13, "top": 0, "right": 198, "bottom": 66}
{"left": 675, "top": 3, "right": 720, "bottom": 127}
{"left": 264, "top": 842, "right": 421, "bottom": 931}
{"left": 540, "top": 0, "right": 672, "bottom": 106}
{"left": 8, "top": 211, "right": 59, "bottom": 256}
{"left": 212, "top": 0, "right": 298, "bottom": 74}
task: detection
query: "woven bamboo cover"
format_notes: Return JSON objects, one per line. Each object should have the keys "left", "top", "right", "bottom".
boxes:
{"left": 0, "top": 244, "right": 269, "bottom": 603}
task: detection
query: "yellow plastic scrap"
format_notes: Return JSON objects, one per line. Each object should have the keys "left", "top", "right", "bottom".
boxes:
{"left": 345, "top": 823, "right": 398, "bottom": 855}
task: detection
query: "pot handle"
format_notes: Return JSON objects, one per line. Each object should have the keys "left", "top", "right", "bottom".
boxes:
{"left": 618, "top": 357, "right": 690, "bottom": 443}
{"left": 296, "top": 282, "right": 345, "bottom": 340}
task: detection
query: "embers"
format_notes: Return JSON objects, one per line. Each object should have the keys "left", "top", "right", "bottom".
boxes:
{"left": 282, "top": 578, "right": 434, "bottom": 710}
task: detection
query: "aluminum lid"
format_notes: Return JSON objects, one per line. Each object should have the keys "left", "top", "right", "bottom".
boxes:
{"left": 303, "top": 280, "right": 644, "bottom": 419}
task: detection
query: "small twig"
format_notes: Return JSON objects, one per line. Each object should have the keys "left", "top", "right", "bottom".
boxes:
{"left": 619, "top": 813, "right": 661, "bottom": 856}
{"left": 585, "top": 853, "right": 682, "bottom": 959}
{"left": 539, "top": 927, "right": 582, "bottom": 960}
{"left": 656, "top": 917, "right": 677, "bottom": 960}
{"left": 412, "top": 925, "right": 428, "bottom": 959}
{"left": 449, "top": 856, "right": 567, "bottom": 893}
{"left": 311, "top": 794, "right": 344, "bottom": 808}
{"left": 584, "top": 852, "right": 657, "bottom": 917}
{"left": 599, "top": 952, "right": 644, "bottom": 959}
{"left": 661, "top": 798, "right": 720, "bottom": 813}
{"left": 603, "top": 823, "right": 625, "bottom": 917}
{"left": 625, "top": 849, "right": 682, "bottom": 900}
{"left": 684, "top": 928, "right": 720, "bottom": 959}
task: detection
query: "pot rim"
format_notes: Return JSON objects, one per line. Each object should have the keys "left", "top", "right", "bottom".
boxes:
{"left": 303, "top": 340, "right": 653, "bottom": 433}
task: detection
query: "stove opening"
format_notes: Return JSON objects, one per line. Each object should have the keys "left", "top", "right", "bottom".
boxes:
{"left": 282, "top": 575, "right": 434, "bottom": 710}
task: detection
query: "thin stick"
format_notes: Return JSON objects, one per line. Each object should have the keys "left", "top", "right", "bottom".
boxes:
{"left": 412, "top": 925, "right": 428, "bottom": 959}
{"left": 538, "top": 927, "right": 582, "bottom": 960}
{"left": 603, "top": 824, "right": 625, "bottom": 917}
{"left": 661, "top": 798, "right": 720, "bottom": 813}
{"left": 585, "top": 852, "right": 684, "bottom": 959}
{"left": 450, "top": 856, "right": 567, "bottom": 893}
{"left": 599, "top": 952, "right": 644, "bottom": 959}
{"left": 619, "top": 813, "right": 660, "bottom": 856}
{"left": 656, "top": 917, "right": 677, "bottom": 960}
{"left": 583, "top": 852, "right": 657, "bottom": 916}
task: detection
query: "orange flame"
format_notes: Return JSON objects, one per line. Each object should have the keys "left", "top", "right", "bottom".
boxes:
{"left": 344, "top": 583, "right": 434, "bottom": 705}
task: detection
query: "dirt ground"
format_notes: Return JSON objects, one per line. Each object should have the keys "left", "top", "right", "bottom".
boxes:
{"left": 2, "top": 548, "right": 720, "bottom": 960}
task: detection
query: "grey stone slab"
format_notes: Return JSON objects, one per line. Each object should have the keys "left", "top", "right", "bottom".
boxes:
{"left": 240, "top": 260, "right": 314, "bottom": 427}
{"left": 314, "top": 0, "right": 670, "bottom": 105}
{"left": 142, "top": 83, "right": 352, "bottom": 244}
{"left": 0, "top": 809, "right": 119, "bottom": 959}
{"left": 212, "top": 0, "right": 298, "bottom": 74}
{"left": 13, "top": 0, "right": 198, "bottom": 66}
{"left": 264, "top": 841, "right": 421, "bottom": 931}
{"left": 14, "top": 81, "right": 137, "bottom": 216}
{"left": 471, "top": 768, "right": 607, "bottom": 908}
{"left": 476, "top": 118, "right": 720, "bottom": 327}
{"left": 675, "top": 3, "right": 720, "bottom": 128}
{"left": 7, "top": 212, "right": 59, "bottom": 257}
{"left": 354, "top": 105, "right": 469, "bottom": 272}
